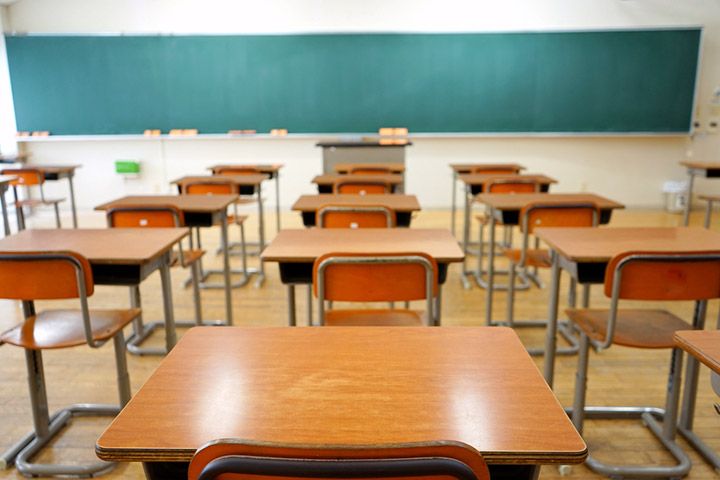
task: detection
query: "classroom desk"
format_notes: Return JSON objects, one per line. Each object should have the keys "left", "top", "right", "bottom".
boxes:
{"left": 292, "top": 194, "right": 421, "bottom": 227}
{"left": 535, "top": 226, "right": 720, "bottom": 468}
{"left": 96, "top": 326, "right": 587, "bottom": 480}
{"left": 680, "top": 161, "right": 720, "bottom": 226}
{"left": 0, "top": 175, "right": 16, "bottom": 236}
{"left": 0, "top": 228, "right": 186, "bottom": 354}
{"left": 333, "top": 162, "right": 406, "bottom": 174}
{"left": 449, "top": 163, "right": 525, "bottom": 238}
{"left": 171, "top": 174, "right": 270, "bottom": 258}
{"left": 95, "top": 194, "right": 238, "bottom": 326}
{"left": 261, "top": 228, "right": 462, "bottom": 326}
{"left": 312, "top": 173, "right": 404, "bottom": 194}
{"left": 3, "top": 165, "right": 81, "bottom": 228}
{"left": 207, "top": 164, "right": 283, "bottom": 233}
{"left": 674, "top": 330, "right": 720, "bottom": 470}
{"left": 458, "top": 173, "right": 555, "bottom": 278}
{"left": 474, "top": 193, "right": 624, "bottom": 326}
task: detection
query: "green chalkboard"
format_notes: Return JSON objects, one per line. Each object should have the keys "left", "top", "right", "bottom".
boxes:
{"left": 5, "top": 30, "right": 701, "bottom": 135}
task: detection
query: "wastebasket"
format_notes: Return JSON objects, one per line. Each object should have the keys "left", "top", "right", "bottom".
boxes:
{"left": 662, "top": 180, "right": 689, "bottom": 214}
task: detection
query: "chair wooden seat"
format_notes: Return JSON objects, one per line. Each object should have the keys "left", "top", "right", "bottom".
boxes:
{"left": 503, "top": 248, "right": 552, "bottom": 268}
{"left": 170, "top": 249, "right": 205, "bottom": 268}
{"left": 0, "top": 308, "right": 141, "bottom": 350}
{"left": 228, "top": 214, "right": 248, "bottom": 225}
{"left": 565, "top": 308, "right": 691, "bottom": 349}
{"left": 15, "top": 198, "right": 65, "bottom": 207}
{"left": 325, "top": 309, "right": 425, "bottom": 326}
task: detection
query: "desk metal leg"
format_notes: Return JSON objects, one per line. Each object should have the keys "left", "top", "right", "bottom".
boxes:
{"left": 451, "top": 171, "right": 457, "bottom": 237}
{"left": 543, "top": 250, "right": 561, "bottom": 387}
{"left": 256, "top": 184, "right": 266, "bottom": 287}
{"left": 220, "top": 213, "right": 234, "bottom": 326}
{"left": 67, "top": 174, "right": 78, "bottom": 228}
{"left": 683, "top": 170, "right": 695, "bottom": 226}
{"left": 307, "top": 285, "right": 313, "bottom": 326}
{"left": 484, "top": 212, "right": 496, "bottom": 326}
{"left": 287, "top": 285, "right": 296, "bottom": 326}
{"left": 159, "top": 256, "right": 177, "bottom": 352}
{"left": 275, "top": 172, "right": 281, "bottom": 233}
{"left": 461, "top": 185, "right": 472, "bottom": 289}
{"left": 704, "top": 199, "right": 713, "bottom": 229}
{"left": 1, "top": 186, "right": 10, "bottom": 236}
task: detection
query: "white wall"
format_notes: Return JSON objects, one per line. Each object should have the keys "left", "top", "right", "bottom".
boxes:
{"left": 4, "top": 0, "right": 720, "bottom": 210}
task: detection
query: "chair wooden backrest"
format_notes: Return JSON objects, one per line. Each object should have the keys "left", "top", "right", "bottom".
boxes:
{"left": 313, "top": 252, "right": 438, "bottom": 324}
{"left": 105, "top": 205, "right": 183, "bottom": 228}
{"left": 333, "top": 180, "right": 390, "bottom": 195}
{"left": 0, "top": 251, "right": 94, "bottom": 300}
{"left": 188, "top": 440, "right": 490, "bottom": 480}
{"left": 594, "top": 251, "right": 720, "bottom": 349}
{"left": 349, "top": 166, "right": 394, "bottom": 175}
{"left": 317, "top": 205, "right": 395, "bottom": 228}
{"left": 215, "top": 167, "right": 261, "bottom": 176}
{"left": 483, "top": 178, "right": 540, "bottom": 194}
{"left": 469, "top": 167, "right": 520, "bottom": 175}
{"left": 184, "top": 181, "right": 236, "bottom": 195}
{"left": 2, "top": 168, "right": 45, "bottom": 187}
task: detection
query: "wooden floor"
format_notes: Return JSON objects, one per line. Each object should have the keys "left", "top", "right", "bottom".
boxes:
{"left": 0, "top": 206, "right": 719, "bottom": 479}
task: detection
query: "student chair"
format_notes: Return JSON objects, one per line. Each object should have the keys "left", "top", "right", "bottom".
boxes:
{"left": 2, "top": 168, "right": 65, "bottom": 230}
{"left": 182, "top": 181, "right": 257, "bottom": 288}
{"left": 333, "top": 179, "right": 391, "bottom": 195}
{"left": 565, "top": 251, "right": 720, "bottom": 478}
{"left": 313, "top": 252, "right": 438, "bottom": 327}
{"left": 106, "top": 205, "right": 206, "bottom": 355}
{"left": 213, "top": 166, "right": 264, "bottom": 251}
{"left": 504, "top": 202, "right": 598, "bottom": 354}
{"left": 317, "top": 204, "right": 395, "bottom": 228}
{"left": 0, "top": 251, "right": 138, "bottom": 477}
{"left": 188, "top": 440, "right": 490, "bottom": 480}
{"left": 471, "top": 178, "right": 542, "bottom": 290}
{"left": 349, "top": 166, "right": 395, "bottom": 175}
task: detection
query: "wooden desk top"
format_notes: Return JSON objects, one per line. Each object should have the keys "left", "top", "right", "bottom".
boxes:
{"left": 333, "top": 162, "right": 405, "bottom": 174}
{"left": 450, "top": 163, "right": 525, "bottom": 173}
{"left": 674, "top": 330, "right": 720, "bottom": 375}
{"left": 96, "top": 327, "right": 586, "bottom": 465}
{"left": 0, "top": 228, "right": 187, "bottom": 265}
{"left": 0, "top": 175, "right": 17, "bottom": 185}
{"left": 680, "top": 161, "right": 720, "bottom": 170}
{"left": 534, "top": 227, "right": 720, "bottom": 263}
{"left": 292, "top": 194, "right": 421, "bottom": 212}
{"left": 312, "top": 174, "right": 404, "bottom": 185}
{"left": 171, "top": 174, "right": 270, "bottom": 187}
{"left": 474, "top": 193, "right": 624, "bottom": 211}
{"left": 207, "top": 164, "right": 283, "bottom": 174}
{"left": 2, "top": 164, "right": 81, "bottom": 174}
{"left": 699, "top": 194, "right": 720, "bottom": 202}
{"left": 458, "top": 173, "right": 556, "bottom": 186}
{"left": 262, "top": 228, "right": 462, "bottom": 263}
{"left": 95, "top": 195, "right": 238, "bottom": 214}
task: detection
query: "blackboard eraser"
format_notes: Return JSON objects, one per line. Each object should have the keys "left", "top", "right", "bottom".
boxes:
{"left": 31, "top": 131, "right": 50, "bottom": 137}
{"left": 144, "top": 129, "right": 161, "bottom": 136}
{"left": 183, "top": 129, "right": 198, "bottom": 135}
{"left": 379, "top": 127, "right": 408, "bottom": 136}
{"left": 169, "top": 129, "right": 183, "bottom": 135}
{"left": 16, "top": 131, "right": 30, "bottom": 137}
{"left": 270, "top": 129, "right": 288, "bottom": 136}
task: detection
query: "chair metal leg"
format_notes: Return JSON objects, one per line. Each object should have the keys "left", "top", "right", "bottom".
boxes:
{"left": 569, "top": 340, "right": 691, "bottom": 479}
{"left": 307, "top": 284, "right": 313, "bottom": 326}
{"left": 287, "top": 284, "right": 296, "bottom": 326}
{"left": 195, "top": 221, "right": 265, "bottom": 289}
{"left": 191, "top": 260, "right": 203, "bottom": 325}
{"left": 2, "top": 348, "right": 121, "bottom": 477}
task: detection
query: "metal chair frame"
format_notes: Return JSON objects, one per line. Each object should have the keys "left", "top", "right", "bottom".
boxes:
{"left": 503, "top": 203, "right": 599, "bottom": 357}
{"left": 182, "top": 181, "right": 263, "bottom": 289}
{"left": 569, "top": 252, "right": 720, "bottom": 479}
{"left": 315, "top": 255, "right": 437, "bottom": 326}
{"left": 317, "top": 205, "right": 395, "bottom": 229}
{"left": 4, "top": 169, "right": 63, "bottom": 230}
{"left": 0, "top": 252, "right": 131, "bottom": 477}
{"left": 190, "top": 439, "right": 489, "bottom": 480}
{"left": 106, "top": 205, "right": 214, "bottom": 356}
{"left": 462, "top": 178, "right": 541, "bottom": 291}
